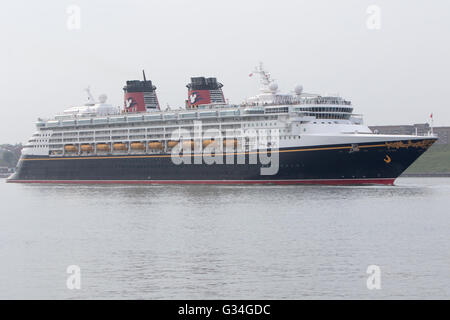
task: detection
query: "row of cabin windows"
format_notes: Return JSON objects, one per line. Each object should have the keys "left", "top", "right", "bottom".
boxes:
{"left": 243, "top": 122, "right": 278, "bottom": 128}
{"left": 60, "top": 119, "right": 340, "bottom": 137}
{"left": 298, "top": 107, "right": 353, "bottom": 113}
{"left": 309, "top": 113, "right": 350, "bottom": 120}
{"left": 42, "top": 119, "right": 350, "bottom": 140}
{"left": 312, "top": 121, "right": 338, "bottom": 124}
{"left": 243, "top": 120, "right": 342, "bottom": 129}
{"left": 55, "top": 124, "right": 242, "bottom": 137}
{"left": 44, "top": 117, "right": 255, "bottom": 131}
{"left": 33, "top": 136, "right": 299, "bottom": 149}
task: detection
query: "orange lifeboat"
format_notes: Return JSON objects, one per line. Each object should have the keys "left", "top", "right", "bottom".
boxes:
{"left": 167, "top": 140, "right": 178, "bottom": 148}
{"left": 96, "top": 143, "right": 110, "bottom": 152}
{"left": 202, "top": 139, "right": 217, "bottom": 148}
{"left": 80, "top": 144, "right": 93, "bottom": 152}
{"left": 64, "top": 144, "right": 77, "bottom": 152}
{"left": 113, "top": 143, "right": 127, "bottom": 151}
{"left": 223, "top": 139, "right": 238, "bottom": 148}
{"left": 182, "top": 140, "right": 194, "bottom": 149}
{"left": 130, "top": 142, "right": 145, "bottom": 150}
{"left": 148, "top": 142, "right": 163, "bottom": 149}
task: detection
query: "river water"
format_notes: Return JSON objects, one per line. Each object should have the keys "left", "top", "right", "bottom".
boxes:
{"left": 0, "top": 178, "right": 449, "bottom": 299}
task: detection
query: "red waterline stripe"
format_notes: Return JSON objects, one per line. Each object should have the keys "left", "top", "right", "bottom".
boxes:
{"left": 6, "top": 178, "right": 396, "bottom": 185}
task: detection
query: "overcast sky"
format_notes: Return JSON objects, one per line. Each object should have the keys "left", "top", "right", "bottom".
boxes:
{"left": 1, "top": 0, "right": 449, "bottom": 142}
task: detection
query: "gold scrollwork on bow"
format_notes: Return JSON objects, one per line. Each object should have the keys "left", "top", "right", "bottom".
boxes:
{"left": 385, "top": 139, "right": 434, "bottom": 150}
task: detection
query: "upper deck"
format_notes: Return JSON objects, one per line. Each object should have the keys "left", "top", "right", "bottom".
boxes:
{"left": 35, "top": 103, "right": 357, "bottom": 131}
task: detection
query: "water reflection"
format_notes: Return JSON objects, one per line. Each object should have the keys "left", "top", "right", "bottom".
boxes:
{"left": 1, "top": 178, "right": 449, "bottom": 299}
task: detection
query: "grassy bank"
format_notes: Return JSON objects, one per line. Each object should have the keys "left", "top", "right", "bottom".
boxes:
{"left": 404, "top": 144, "right": 450, "bottom": 174}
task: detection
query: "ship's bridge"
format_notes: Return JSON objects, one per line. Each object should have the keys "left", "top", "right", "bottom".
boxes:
{"left": 245, "top": 63, "right": 354, "bottom": 121}
{"left": 292, "top": 96, "right": 354, "bottom": 120}
{"left": 244, "top": 96, "right": 354, "bottom": 120}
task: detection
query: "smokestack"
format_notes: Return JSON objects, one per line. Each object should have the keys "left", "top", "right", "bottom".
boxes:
{"left": 123, "top": 72, "right": 159, "bottom": 112}
{"left": 186, "top": 77, "right": 225, "bottom": 108}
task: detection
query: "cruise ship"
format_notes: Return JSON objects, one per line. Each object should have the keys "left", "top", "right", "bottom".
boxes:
{"left": 7, "top": 64, "right": 437, "bottom": 185}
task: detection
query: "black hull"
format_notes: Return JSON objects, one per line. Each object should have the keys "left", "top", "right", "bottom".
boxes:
{"left": 7, "top": 139, "right": 436, "bottom": 185}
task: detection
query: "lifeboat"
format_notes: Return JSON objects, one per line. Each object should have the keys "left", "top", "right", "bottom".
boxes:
{"left": 113, "top": 143, "right": 127, "bottom": 151}
{"left": 202, "top": 139, "right": 217, "bottom": 147}
{"left": 148, "top": 142, "right": 163, "bottom": 149}
{"left": 80, "top": 144, "right": 93, "bottom": 152}
{"left": 182, "top": 140, "right": 194, "bottom": 149}
{"left": 223, "top": 139, "right": 238, "bottom": 148}
{"left": 64, "top": 144, "right": 77, "bottom": 152}
{"left": 130, "top": 142, "right": 145, "bottom": 150}
{"left": 167, "top": 140, "right": 178, "bottom": 148}
{"left": 96, "top": 143, "right": 110, "bottom": 151}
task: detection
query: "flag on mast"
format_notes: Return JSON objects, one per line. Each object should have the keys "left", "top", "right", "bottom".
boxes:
{"left": 430, "top": 113, "right": 434, "bottom": 135}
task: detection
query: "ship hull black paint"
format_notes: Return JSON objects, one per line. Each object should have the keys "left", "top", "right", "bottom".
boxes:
{"left": 7, "top": 139, "right": 436, "bottom": 184}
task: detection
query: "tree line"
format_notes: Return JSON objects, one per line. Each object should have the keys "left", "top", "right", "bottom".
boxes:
{"left": 0, "top": 144, "right": 23, "bottom": 168}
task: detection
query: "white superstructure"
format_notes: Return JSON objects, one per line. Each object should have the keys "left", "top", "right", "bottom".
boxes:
{"left": 23, "top": 64, "right": 435, "bottom": 157}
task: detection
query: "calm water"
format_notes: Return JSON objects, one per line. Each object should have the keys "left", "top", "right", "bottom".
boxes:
{"left": 0, "top": 178, "right": 449, "bottom": 299}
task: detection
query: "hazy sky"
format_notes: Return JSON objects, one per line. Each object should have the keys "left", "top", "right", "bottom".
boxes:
{"left": 1, "top": 0, "right": 449, "bottom": 142}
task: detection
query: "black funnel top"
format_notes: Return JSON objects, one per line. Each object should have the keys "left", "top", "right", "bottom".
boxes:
{"left": 187, "top": 77, "right": 223, "bottom": 90}
{"left": 123, "top": 80, "right": 156, "bottom": 93}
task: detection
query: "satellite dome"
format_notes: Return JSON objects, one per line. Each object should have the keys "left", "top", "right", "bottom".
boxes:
{"left": 269, "top": 82, "right": 278, "bottom": 92}
{"left": 98, "top": 94, "right": 108, "bottom": 103}
{"left": 294, "top": 85, "right": 303, "bottom": 95}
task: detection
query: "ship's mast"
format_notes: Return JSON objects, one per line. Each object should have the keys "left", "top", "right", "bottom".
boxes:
{"left": 251, "top": 62, "right": 277, "bottom": 94}
{"left": 85, "top": 86, "right": 96, "bottom": 105}
{"left": 142, "top": 69, "right": 147, "bottom": 82}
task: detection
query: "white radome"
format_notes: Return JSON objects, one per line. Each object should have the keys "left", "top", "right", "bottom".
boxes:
{"left": 294, "top": 85, "right": 303, "bottom": 95}
{"left": 98, "top": 94, "right": 108, "bottom": 103}
{"left": 269, "top": 82, "right": 278, "bottom": 93}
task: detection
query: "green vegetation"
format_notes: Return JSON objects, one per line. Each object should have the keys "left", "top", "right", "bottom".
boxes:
{"left": 0, "top": 144, "right": 22, "bottom": 168}
{"left": 405, "top": 144, "right": 450, "bottom": 174}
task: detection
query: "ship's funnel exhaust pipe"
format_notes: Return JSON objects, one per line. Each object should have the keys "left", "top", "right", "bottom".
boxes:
{"left": 186, "top": 77, "right": 225, "bottom": 108}
{"left": 123, "top": 71, "right": 159, "bottom": 112}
